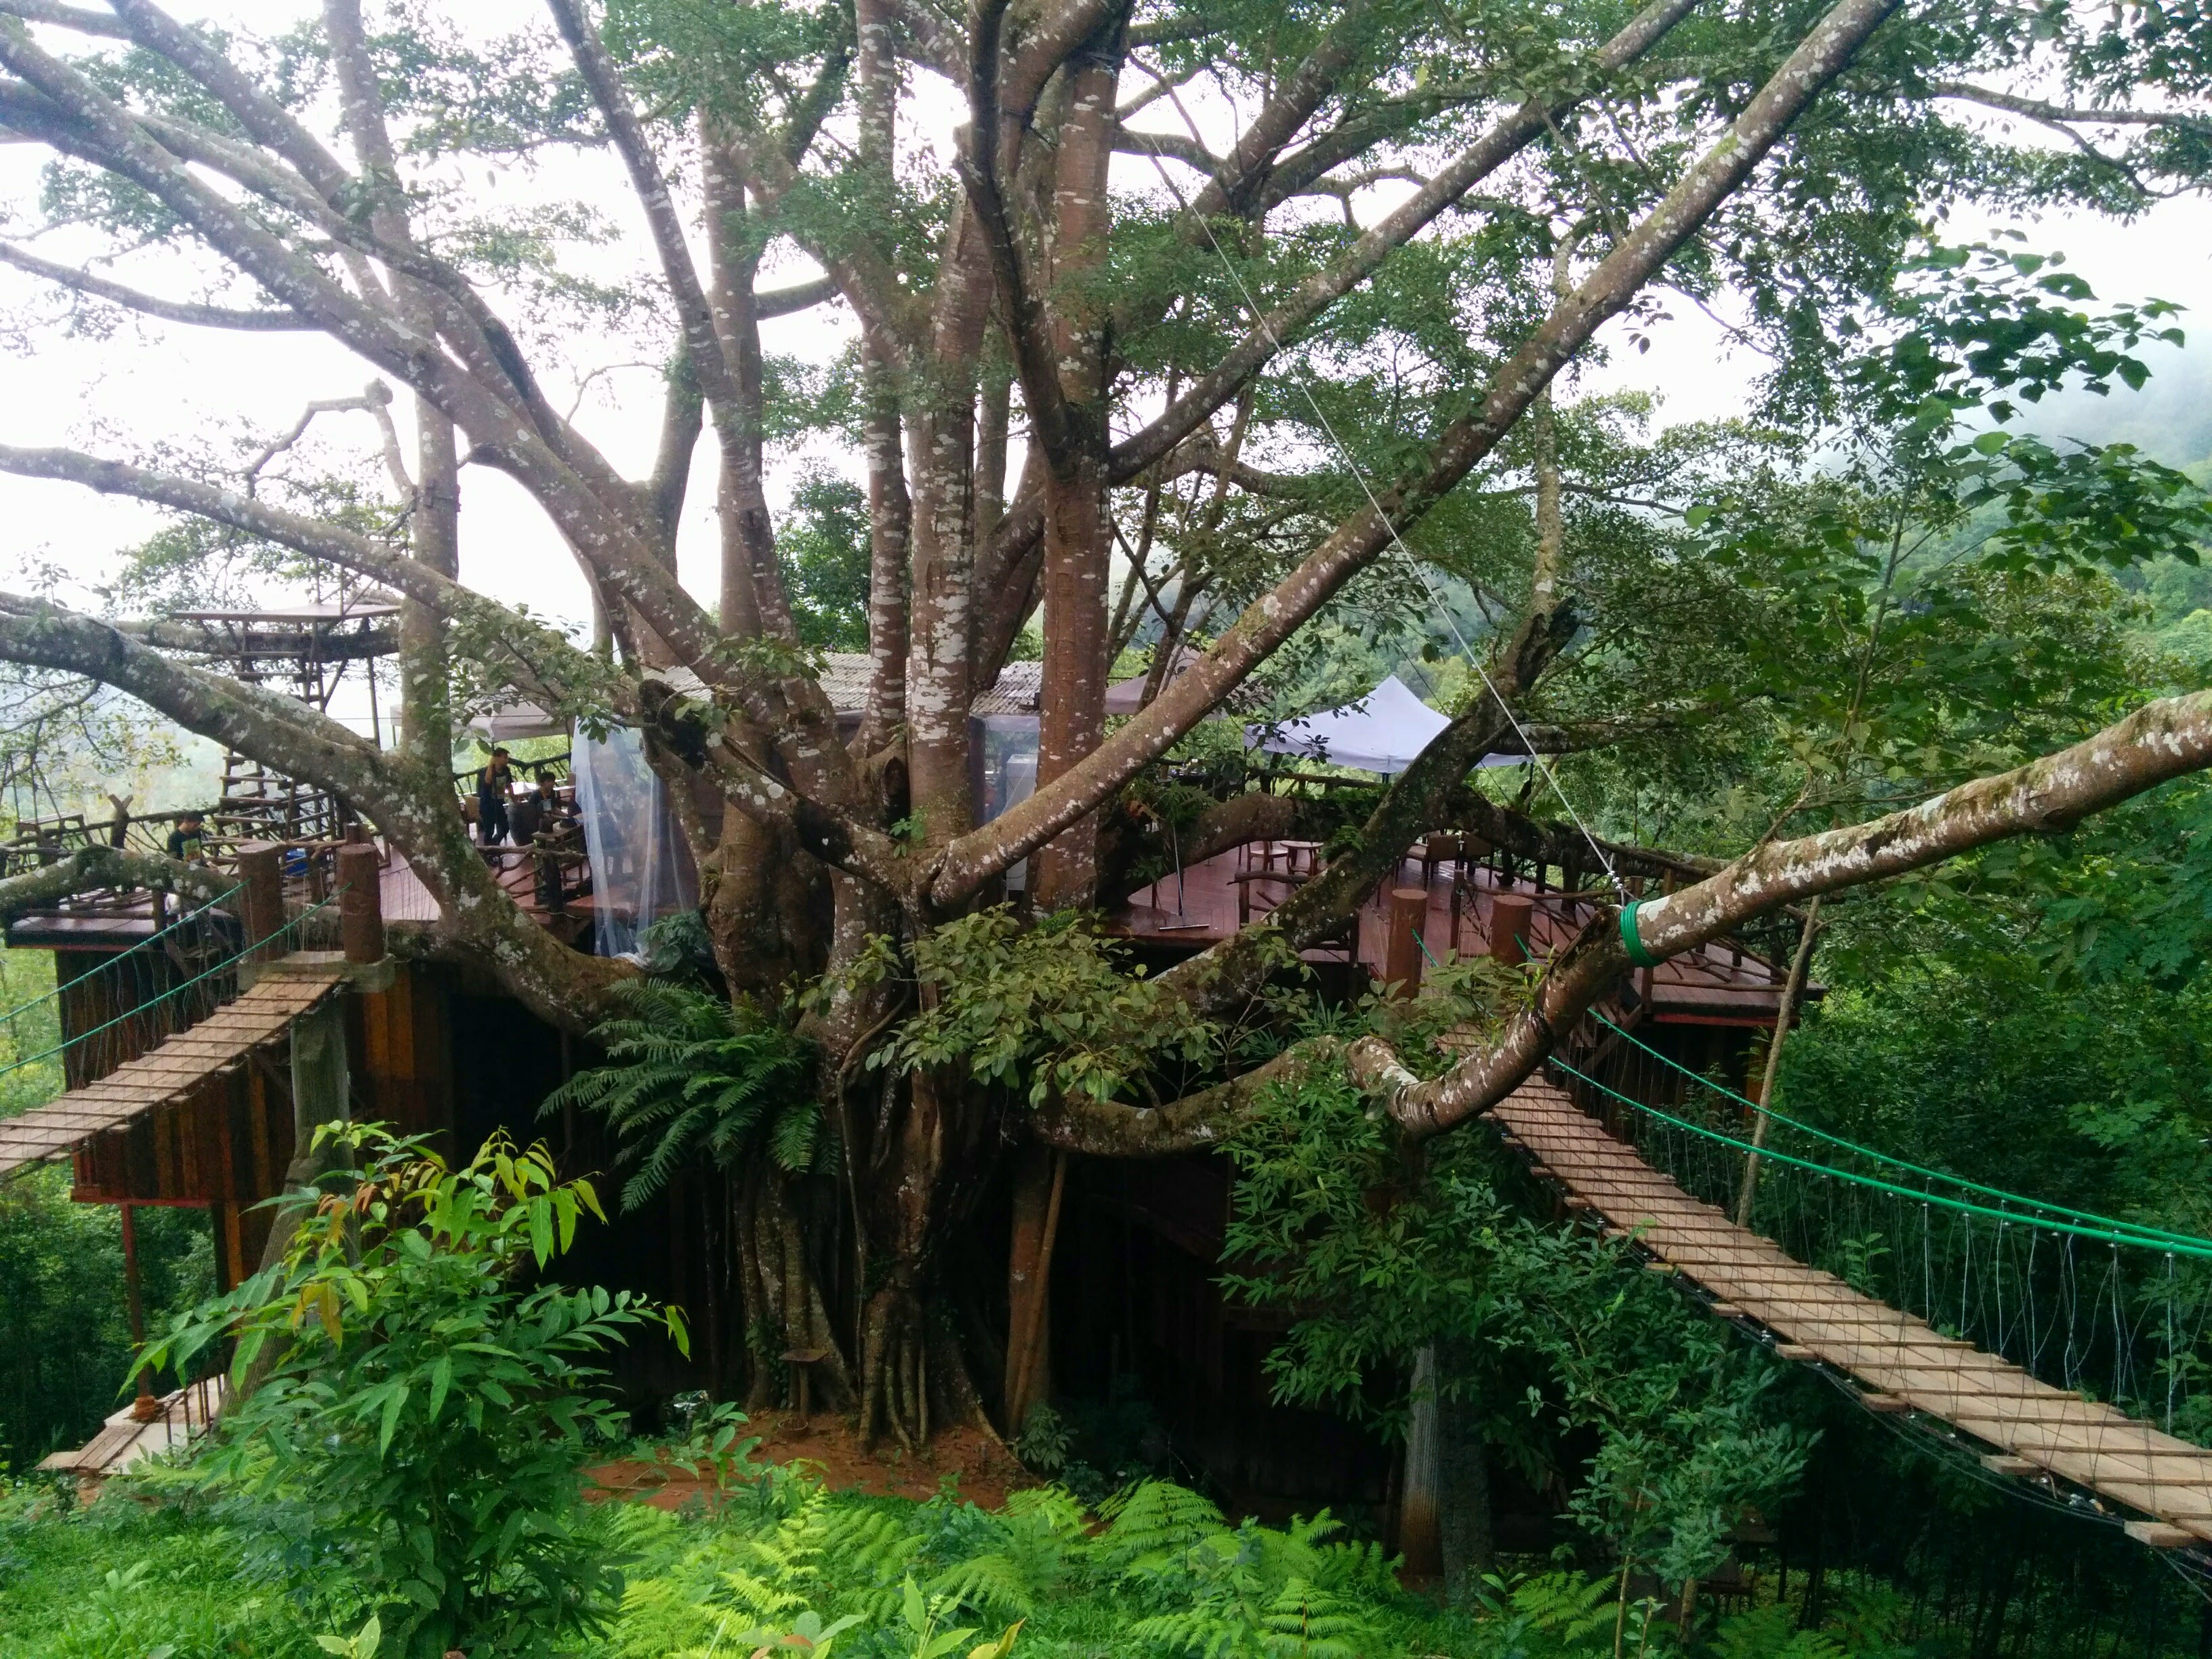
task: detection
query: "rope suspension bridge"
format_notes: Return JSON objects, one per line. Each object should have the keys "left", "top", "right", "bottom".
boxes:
{"left": 1469, "top": 1010, "right": 2212, "bottom": 1556}
{"left": 0, "top": 841, "right": 387, "bottom": 1185}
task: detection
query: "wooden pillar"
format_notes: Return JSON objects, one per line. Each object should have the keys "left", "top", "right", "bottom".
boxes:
{"left": 1383, "top": 886, "right": 1427, "bottom": 997}
{"left": 1399, "top": 1345, "right": 1445, "bottom": 1581}
{"left": 337, "top": 841, "right": 384, "bottom": 962}
{"left": 1490, "top": 893, "right": 1536, "bottom": 968}
{"left": 237, "top": 843, "right": 283, "bottom": 962}
{"left": 1005, "top": 1145, "right": 1067, "bottom": 1432}
{"left": 251, "top": 998, "right": 352, "bottom": 1279}
{"left": 121, "top": 1202, "right": 160, "bottom": 1420}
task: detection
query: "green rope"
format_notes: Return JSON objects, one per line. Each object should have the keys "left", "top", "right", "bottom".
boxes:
{"left": 1549, "top": 1054, "right": 2212, "bottom": 1260}
{"left": 1590, "top": 1011, "right": 2212, "bottom": 1252}
{"left": 0, "top": 882, "right": 243, "bottom": 1033}
{"left": 1618, "top": 899, "right": 1660, "bottom": 968}
{"left": 0, "top": 890, "right": 345, "bottom": 1084}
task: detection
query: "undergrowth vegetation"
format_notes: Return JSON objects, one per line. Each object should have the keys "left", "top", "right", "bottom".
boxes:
{"left": 0, "top": 1462, "right": 1965, "bottom": 1659}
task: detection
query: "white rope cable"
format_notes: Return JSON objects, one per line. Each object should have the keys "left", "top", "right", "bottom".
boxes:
{"left": 1137, "top": 84, "right": 1626, "bottom": 897}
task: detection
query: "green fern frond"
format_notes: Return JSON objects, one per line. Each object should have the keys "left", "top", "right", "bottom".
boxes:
{"left": 544, "top": 981, "right": 817, "bottom": 1208}
{"left": 1507, "top": 1572, "right": 1618, "bottom": 1643}
{"left": 1127, "top": 1606, "right": 1252, "bottom": 1659}
{"left": 769, "top": 1097, "right": 824, "bottom": 1172}
{"left": 1255, "top": 1577, "right": 1376, "bottom": 1658}
{"left": 930, "top": 1552, "right": 1039, "bottom": 1619}
{"left": 1094, "top": 1479, "right": 1225, "bottom": 1575}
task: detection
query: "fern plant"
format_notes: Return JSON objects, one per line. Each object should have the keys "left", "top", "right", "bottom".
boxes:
{"left": 1099, "top": 1486, "right": 1394, "bottom": 1659}
{"left": 544, "top": 981, "right": 822, "bottom": 1209}
{"left": 926, "top": 1486, "right": 1090, "bottom": 1618}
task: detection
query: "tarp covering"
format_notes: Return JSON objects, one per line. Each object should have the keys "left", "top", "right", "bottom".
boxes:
{"left": 1248, "top": 675, "right": 1524, "bottom": 775}
{"left": 571, "top": 725, "right": 698, "bottom": 960}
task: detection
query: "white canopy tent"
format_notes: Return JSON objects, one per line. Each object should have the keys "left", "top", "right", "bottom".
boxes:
{"left": 1248, "top": 675, "right": 1525, "bottom": 775}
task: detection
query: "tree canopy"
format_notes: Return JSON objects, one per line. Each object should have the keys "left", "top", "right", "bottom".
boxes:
{"left": 0, "top": 0, "right": 2209, "bottom": 1451}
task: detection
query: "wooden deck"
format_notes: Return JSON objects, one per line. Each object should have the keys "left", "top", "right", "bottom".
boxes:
{"left": 1118, "top": 849, "right": 1795, "bottom": 1023}
{"left": 1494, "top": 1076, "right": 2212, "bottom": 1549}
{"left": 378, "top": 845, "right": 596, "bottom": 945}
{"left": 0, "top": 960, "right": 344, "bottom": 1179}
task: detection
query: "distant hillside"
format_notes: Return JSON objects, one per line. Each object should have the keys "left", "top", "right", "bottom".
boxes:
{"left": 2015, "top": 345, "right": 2212, "bottom": 476}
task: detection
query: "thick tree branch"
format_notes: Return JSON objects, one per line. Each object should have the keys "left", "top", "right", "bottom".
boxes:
{"left": 1111, "top": 127, "right": 1222, "bottom": 171}
{"left": 0, "top": 241, "right": 311, "bottom": 328}
{"left": 0, "top": 591, "right": 634, "bottom": 1029}
{"left": 1161, "top": 604, "right": 1572, "bottom": 1013}
{"left": 0, "top": 443, "right": 620, "bottom": 719}
{"left": 1356, "top": 687, "right": 2212, "bottom": 1139}
{"left": 0, "top": 846, "right": 234, "bottom": 921}
{"left": 929, "top": 0, "right": 1896, "bottom": 908}
{"left": 1029, "top": 1042, "right": 1319, "bottom": 1157}
{"left": 0, "top": 595, "right": 386, "bottom": 798}
{"left": 1104, "top": 0, "right": 1702, "bottom": 487}
{"left": 1929, "top": 81, "right": 2212, "bottom": 141}
{"left": 0, "top": 1, "right": 128, "bottom": 37}
{"left": 960, "top": 0, "right": 1075, "bottom": 472}
{"left": 756, "top": 272, "right": 840, "bottom": 316}
{"left": 545, "top": 0, "right": 749, "bottom": 432}
{"left": 1187, "top": 0, "right": 1370, "bottom": 219}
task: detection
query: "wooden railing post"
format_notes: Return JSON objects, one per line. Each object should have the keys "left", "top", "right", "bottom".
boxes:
{"left": 236, "top": 844, "right": 283, "bottom": 962}
{"left": 1384, "top": 885, "right": 1427, "bottom": 997}
{"left": 337, "top": 841, "right": 384, "bottom": 964}
{"left": 1490, "top": 892, "right": 1535, "bottom": 968}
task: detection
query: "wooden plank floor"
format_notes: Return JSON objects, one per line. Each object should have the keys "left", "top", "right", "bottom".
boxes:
{"left": 0, "top": 960, "right": 344, "bottom": 1179}
{"left": 1494, "top": 1077, "right": 2212, "bottom": 1545}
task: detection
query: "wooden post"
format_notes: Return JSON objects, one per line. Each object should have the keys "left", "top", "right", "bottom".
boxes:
{"left": 236, "top": 843, "right": 283, "bottom": 962}
{"left": 1383, "top": 886, "right": 1427, "bottom": 997}
{"left": 1006, "top": 1147, "right": 1068, "bottom": 1431}
{"left": 121, "top": 1202, "right": 160, "bottom": 1421}
{"left": 249, "top": 998, "right": 351, "bottom": 1284}
{"left": 1490, "top": 893, "right": 1536, "bottom": 967}
{"left": 337, "top": 841, "right": 383, "bottom": 963}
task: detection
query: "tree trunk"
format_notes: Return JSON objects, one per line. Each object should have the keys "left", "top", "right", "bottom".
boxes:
{"left": 1400, "top": 1345, "right": 1446, "bottom": 1580}
{"left": 1439, "top": 1391, "right": 1496, "bottom": 1604}
{"left": 1029, "top": 37, "right": 1121, "bottom": 911}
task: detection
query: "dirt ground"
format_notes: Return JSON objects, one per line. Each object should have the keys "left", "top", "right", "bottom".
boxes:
{"left": 589, "top": 1410, "right": 1033, "bottom": 1512}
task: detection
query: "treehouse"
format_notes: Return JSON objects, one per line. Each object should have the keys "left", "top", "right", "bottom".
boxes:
{"left": 1, "top": 637, "right": 1806, "bottom": 1534}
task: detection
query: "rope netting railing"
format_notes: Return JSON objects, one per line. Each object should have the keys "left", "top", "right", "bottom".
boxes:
{"left": 1591, "top": 1012, "right": 2211, "bottom": 1253}
{"left": 0, "top": 879, "right": 243, "bottom": 1031}
{"left": 1548, "top": 1039, "right": 2212, "bottom": 1445}
{"left": 0, "top": 888, "right": 346, "bottom": 1088}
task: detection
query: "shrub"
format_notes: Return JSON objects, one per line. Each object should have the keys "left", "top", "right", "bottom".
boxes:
{"left": 144, "top": 1125, "right": 685, "bottom": 1659}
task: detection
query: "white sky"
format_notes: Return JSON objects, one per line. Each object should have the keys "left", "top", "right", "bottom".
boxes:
{"left": 1, "top": 1, "right": 2205, "bottom": 754}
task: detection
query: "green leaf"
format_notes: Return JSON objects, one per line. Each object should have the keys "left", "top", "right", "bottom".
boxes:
{"left": 377, "top": 1381, "right": 410, "bottom": 1456}
{"left": 426, "top": 1355, "right": 453, "bottom": 1423}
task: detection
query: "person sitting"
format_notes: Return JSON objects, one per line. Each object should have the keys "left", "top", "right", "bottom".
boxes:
{"left": 509, "top": 770, "right": 554, "bottom": 844}
{"left": 476, "top": 746, "right": 514, "bottom": 846}
{"left": 165, "top": 808, "right": 209, "bottom": 864}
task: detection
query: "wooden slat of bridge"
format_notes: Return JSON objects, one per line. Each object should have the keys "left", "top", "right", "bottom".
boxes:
{"left": 1495, "top": 1076, "right": 2212, "bottom": 1545}
{"left": 0, "top": 961, "right": 345, "bottom": 1179}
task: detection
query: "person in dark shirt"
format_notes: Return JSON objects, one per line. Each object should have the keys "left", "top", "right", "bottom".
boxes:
{"left": 509, "top": 770, "right": 553, "bottom": 844}
{"left": 165, "top": 809, "right": 207, "bottom": 863}
{"left": 476, "top": 746, "right": 514, "bottom": 846}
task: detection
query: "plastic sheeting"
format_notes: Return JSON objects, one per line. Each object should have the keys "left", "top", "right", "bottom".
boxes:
{"left": 571, "top": 724, "right": 698, "bottom": 960}
{"left": 971, "top": 714, "right": 1039, "bottom": 890}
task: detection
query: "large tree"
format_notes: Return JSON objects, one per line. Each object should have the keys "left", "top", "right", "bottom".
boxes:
{"left": 0, "top": 0, "right": 2207, "bottom": 1443}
